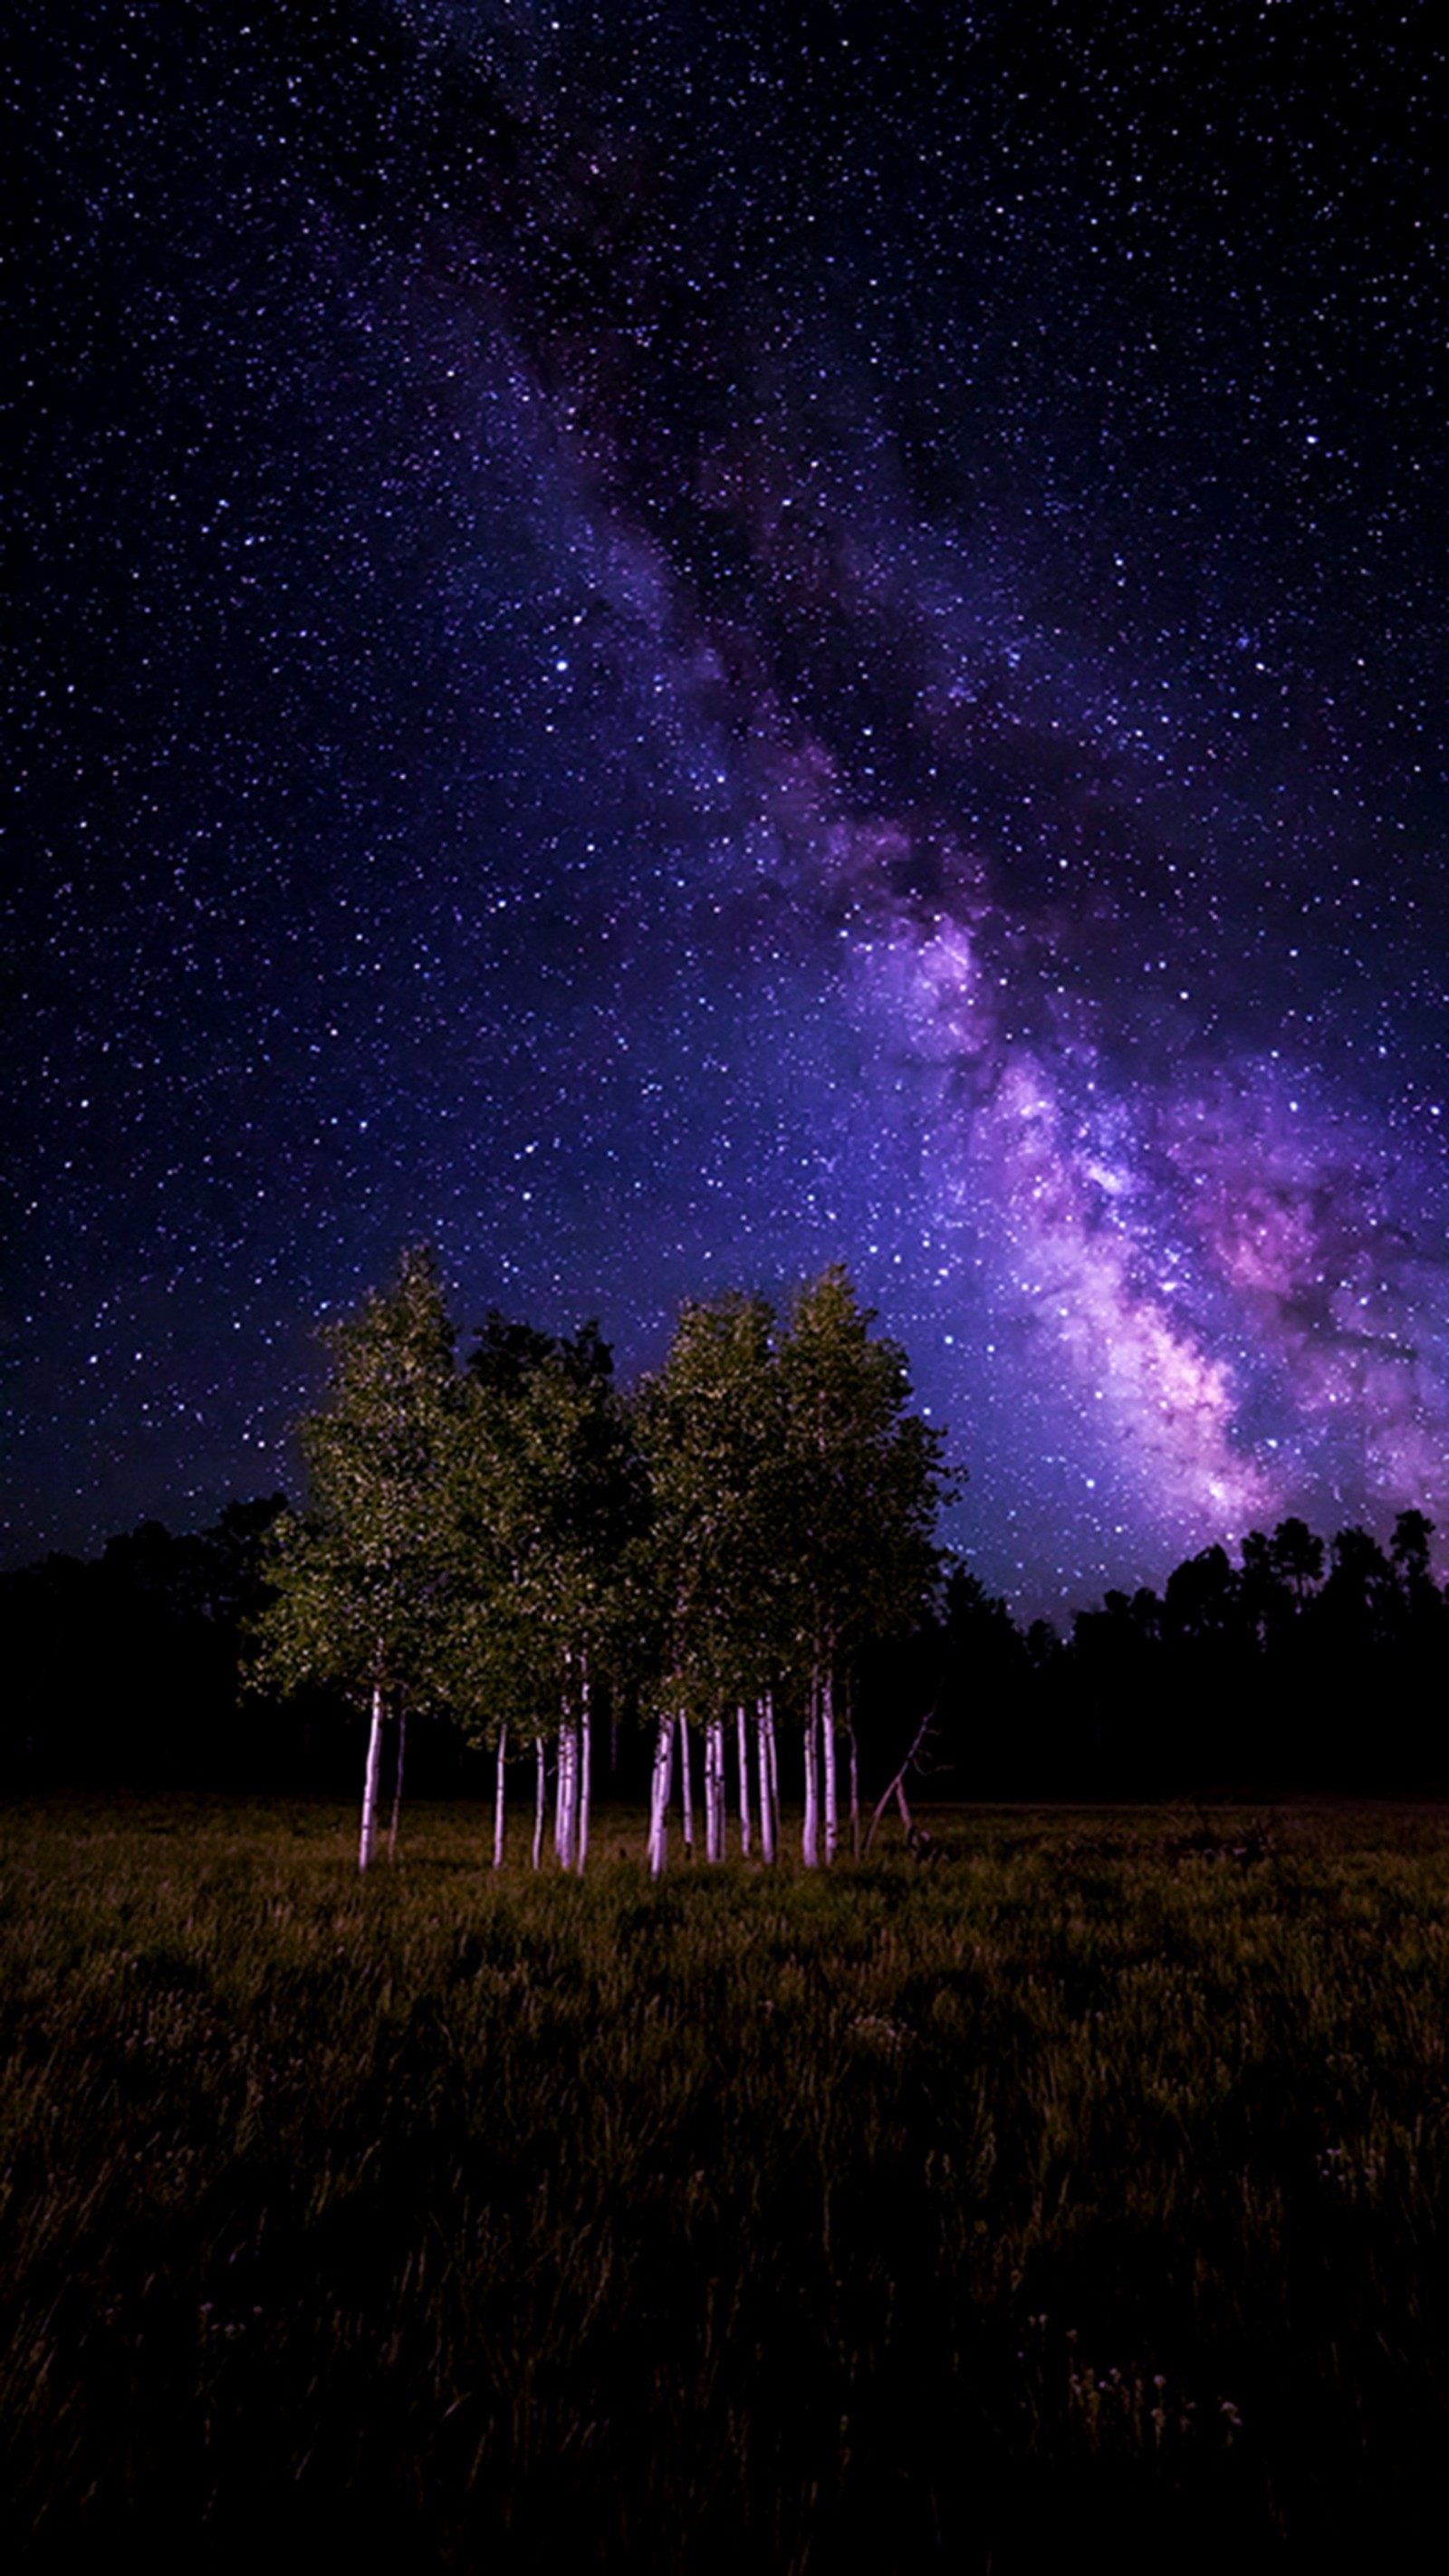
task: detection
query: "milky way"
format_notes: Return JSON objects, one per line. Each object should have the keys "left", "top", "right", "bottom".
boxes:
{"left": 8, "top": 1, "right": 1449, "bottom": 1614}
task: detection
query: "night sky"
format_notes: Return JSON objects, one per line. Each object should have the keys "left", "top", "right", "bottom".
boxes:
{"left": 9, "top": 0, "right": 1449, "bottom": 1619}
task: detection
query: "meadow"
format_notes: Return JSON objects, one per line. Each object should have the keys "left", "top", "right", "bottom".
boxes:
{"left": 2, "top": 1796, "right": 1446, "bottom": 2570}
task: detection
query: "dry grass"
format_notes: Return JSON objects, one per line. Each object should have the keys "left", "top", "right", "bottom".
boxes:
{"left": 2, "top": 1794, "right": 1447, "bottom": 2569}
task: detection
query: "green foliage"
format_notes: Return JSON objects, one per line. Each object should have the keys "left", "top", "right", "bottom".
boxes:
{"left": 635, "top": 1287, "right": 785, "bottom": 1716}
{"left": 249, "top": 1245, "right": 458, "bottom": 1712}
{"left": 5, "top": 1798, "right": 1449, "bottom": 2565}
{"left": 777, "top": 1263, "right": 953, "bottom": 1676}
{"left": 443, "top": 1321, "right": 642, "bottom": 1748}
{"left": 243, "top": 1251, "right": 945, "bottom": 1801}
{"left": 636, "top": 1267, "right": 951, "bottom": 1737}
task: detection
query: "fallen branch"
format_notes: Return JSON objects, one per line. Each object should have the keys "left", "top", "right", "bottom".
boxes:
{"left": 862, "top": 1706, "right": 939, "bottom": 1859}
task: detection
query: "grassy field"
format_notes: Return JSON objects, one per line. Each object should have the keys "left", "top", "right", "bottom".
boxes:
{"left": 2, "top": 1795, "right": 1446, "bottom": 2569}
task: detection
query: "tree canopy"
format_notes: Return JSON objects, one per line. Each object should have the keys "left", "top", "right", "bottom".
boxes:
{"left": 250, "top": 1245, "right": 459, "bottom": 1864}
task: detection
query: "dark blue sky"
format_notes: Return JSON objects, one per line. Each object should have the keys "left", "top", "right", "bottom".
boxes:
{"left": 8, "top": 0, "right": 1448, "bottom": 1617}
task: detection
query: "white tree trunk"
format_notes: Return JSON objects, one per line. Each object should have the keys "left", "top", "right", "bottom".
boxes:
{"left": 359, "top": 1678, "right": 385, "bottom": 1872}
{"left": 577, "top": 1657, "right": 590, "bottom": 1877}
{"left": 757, "top": 1695, "right": 777, "bottom": 1865}
{"left": 532, "top": 1735, "right": 546, "bottom": 1871}
{"left": 706, "top": 1715, "right": 726, "bottom": 1860}
{"left": 555, "top": 1717, "right": 577, "bottom": 1869}
{"left": 679, "top": 1711, "right": 696, "bottom": 1858}
{"left": 849, "top": 1727, "right": 859, "bottom": 1860}
{"left": 493, "top": 1724, "right": 507, "bottom": 1869}
{"left": 821, "top": 1670, "right": 838, "bottom": 1867}
{"left": 802, "top": 1686, "right": 820, "bottom": 1868}
{"left": 736, "top": 1704, "right": 752, "bottom": 1858}
{"left": 716, "top": 1716, "right": 728, "bottom": 1856}
{"left": 648, "top": 1714, "right": 673, "bottom": 1877}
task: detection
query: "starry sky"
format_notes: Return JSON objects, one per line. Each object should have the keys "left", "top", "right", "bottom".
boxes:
{"left": 8, "top": 0, "right": 1449, "bottom": 1618}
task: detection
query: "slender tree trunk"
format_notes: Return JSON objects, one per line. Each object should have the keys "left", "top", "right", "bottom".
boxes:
{"left": 849, "top": 1726, "right": 859, "bottom": 1859}
{"left": 555, "top": 1717, "right": 579, "bottom": 1869}
{"left": 707, "top": 1716, "right": 726, "bottom": 1860}
{"left": 802, "top": 1678, "right": 820, "bottom": 1868}
{"left": 556, "top": 1645, "right": 576, "bottom": 1869}
{"left": 679, "top": 1711, "right": 696, "bottom": 1858}
{"left": 493, "top": 1724, "right": 507, "bottom": 1869}
{"left": 558, "top": 1648, "right": 569, "bottom": 1862}
{"left": 759, "top": 1693, "right": 779, "bottom": 1864}
{"left": 648, "top": 1714, "right": 673, "bottom": 1877}
{"left": 821, "top": 1668, "right": 838, "bottom": 1867}
{"left": 533, "top": 1736, "right": 547, "bottom": 1871}
{"left": 737, "top": 1703, "right": 753, "bottom": 1858}
{"left": 578, "top": 1653, "right": 590, "bottom": 1877}
{"left": 359, "top": 1679, "right": 385, "bottom": 1873}
{"left": 388, "top": 1706, "right": 407, "bottom": 1863}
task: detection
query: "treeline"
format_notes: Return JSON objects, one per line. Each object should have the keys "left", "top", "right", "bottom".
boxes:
{"left": 3, "top": 1251, "right": 1445, "bottom": 1812}
{"left": 0, "top": 1498, "right": 348, "bottom": 1794}
{"left": 1058, "top": 1513, "right": 1446, "bottom": 1793}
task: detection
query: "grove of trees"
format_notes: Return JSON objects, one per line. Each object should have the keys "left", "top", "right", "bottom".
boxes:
{"left": 252, "top": 1249, "right": 954, "bottom": 1870}
{"left": 3, "top": 1251, "right": 1444, "bottom": 1817}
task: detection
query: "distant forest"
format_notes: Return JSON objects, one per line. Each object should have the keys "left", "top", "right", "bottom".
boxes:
{"left": 5, "top": 1498, "right": 1444, "bottom": 1805}
{"left": 4, "top": 1254, "right": 1444, "bottom": 1806}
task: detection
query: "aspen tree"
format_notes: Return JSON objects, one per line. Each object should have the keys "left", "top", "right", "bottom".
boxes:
{"left": 251, "top": 1246, "right": 457, "bottom": 1872}
{"left": 778, "top": 1267, "right": 951, "bottom": 1864}
{"left": 360, "top": 1682, "right": 386, "bottom": 1874}
{"left": 820, "top": 1675, "right": 839, "bottom": 1865}
{"left": 679, "top": 1712, "right": 696, "bottom": 1857}
{"left": 755, "top": 1697, "right": 777, "bottom": 1864}
{"left": 554, "top": 1716, "right": 575, "bottom": 1865}
{"left": 736, "top": 1705, "right": 753, "bottom": 1856}
{"left": 493, "top": 1723, "right": 507, "bottom": 1868}
{"left": 701, "top": 1715, "right": 716, "bottom": 1861}
{"left": 704, "top": 1712, "right": 727, "bottom": 1860}
{"left": 648, "top": 1715, "right": 673, "bottom": 1877}
{"left": 577, "top": 1649, "right": 592, "bottom": 1873}
{"left": 634, "top": 1291, "right": 786, "bottom": 1873}
{"left": 801, "top": 1688, "right": 820, "bottom": 1869}
{"left": 447, "top": 1315, "right": 637, "bottom": 1873}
